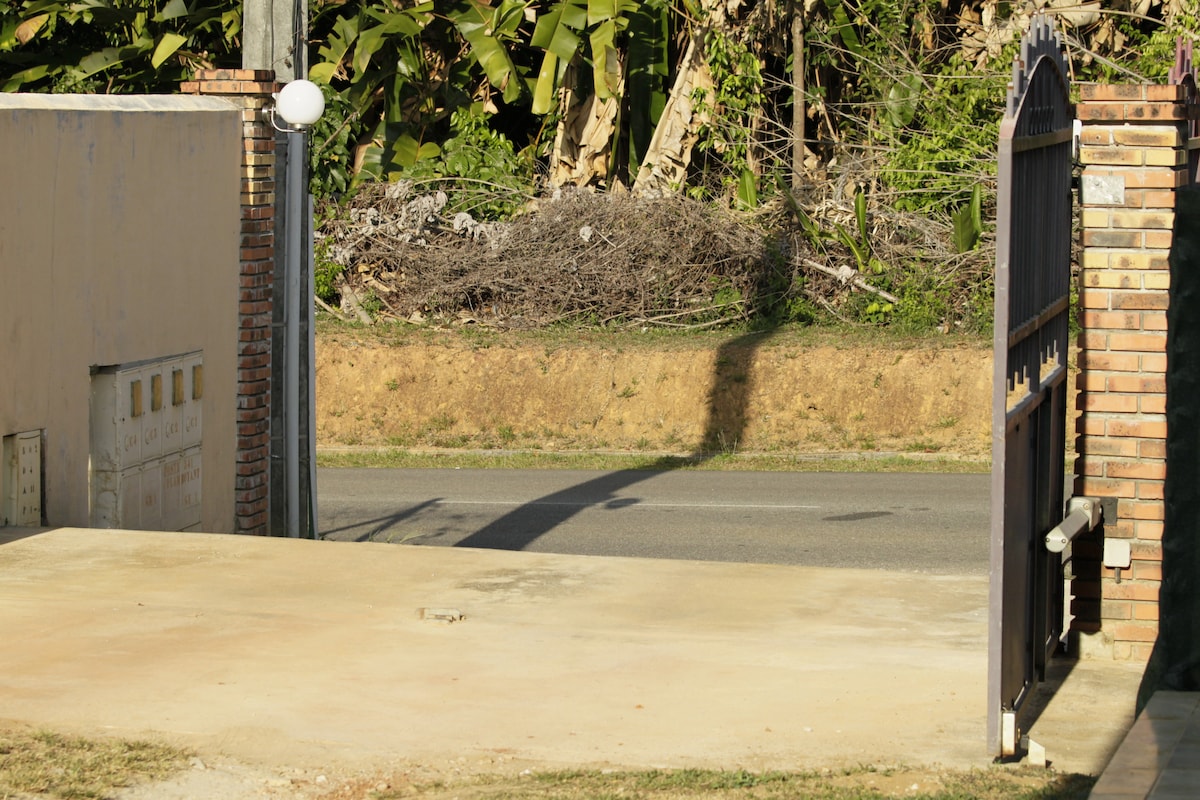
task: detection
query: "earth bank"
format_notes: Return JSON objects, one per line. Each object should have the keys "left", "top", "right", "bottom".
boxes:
{"left": 315, "top": 329, "right": 997, "bottom": 459}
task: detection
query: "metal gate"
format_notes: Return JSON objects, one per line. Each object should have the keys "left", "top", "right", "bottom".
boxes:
{"left": 988, "top": 15, "right": 1075, "bottom": 758}
{"left": 1169, "top": 38, "right": 1198, "bottom": 183}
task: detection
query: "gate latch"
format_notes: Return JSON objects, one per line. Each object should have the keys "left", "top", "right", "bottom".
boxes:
{"left": 1044, "top": 497, "right": 1103, "bottom": 553}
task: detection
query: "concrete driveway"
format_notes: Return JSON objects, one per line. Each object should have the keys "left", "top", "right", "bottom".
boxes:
{"left": 0, "top": 527, "right": 1144, "bottom": 780}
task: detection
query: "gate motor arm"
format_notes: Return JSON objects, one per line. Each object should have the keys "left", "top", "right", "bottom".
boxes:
{"left": 1044, "top": 497, "right": 1102, "bottom": 553}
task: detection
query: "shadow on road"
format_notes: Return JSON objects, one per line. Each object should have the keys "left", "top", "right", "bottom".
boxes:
{"left": 319, "top": 498, "right": 442, "bottom": 542}
{"left": 454, "top": 274, "right": 788, "bottom": 552}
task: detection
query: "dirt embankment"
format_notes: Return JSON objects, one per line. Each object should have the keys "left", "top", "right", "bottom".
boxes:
{"left": 315, "top": 331, "right": 998, "bottom": 459}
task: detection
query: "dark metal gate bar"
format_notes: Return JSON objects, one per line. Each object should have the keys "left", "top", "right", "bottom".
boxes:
{"left": 1168, "top": 38, "right": 1199, "bottom": 184}
{"left": 989, "top": 14, "right": 1075, "bottom": 758}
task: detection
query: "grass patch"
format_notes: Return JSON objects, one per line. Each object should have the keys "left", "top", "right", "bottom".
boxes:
{"left": 379, "top": 765, "right": 1095, "bottom": 800}
{"left": 316, "top": 316, "right": 988, "bottom": 355}
{"left": 0, "top": 727, "right": 189, "bottom": 799}
{"left": 317, "top": 448, "right": 989, "bottom": 474}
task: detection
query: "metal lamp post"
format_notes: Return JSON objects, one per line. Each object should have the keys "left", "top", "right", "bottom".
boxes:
{"left": 269, "top": 81, "right": 325, "bottom": 538}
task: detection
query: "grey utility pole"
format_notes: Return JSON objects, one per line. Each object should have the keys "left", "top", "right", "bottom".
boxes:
{"left": 243, "top": 0, "right": 301, "bottom": 82}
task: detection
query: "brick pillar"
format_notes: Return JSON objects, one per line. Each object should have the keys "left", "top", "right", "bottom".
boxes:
{"left": 1073, "top": 83, "right": 1192, "bottom": 659}
{"left": 182, "top": 69, "right": 280, "bottom": 535}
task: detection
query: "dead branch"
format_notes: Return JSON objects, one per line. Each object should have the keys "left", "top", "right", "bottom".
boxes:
{"left": 317, "top": 180, "right": 992, "bottom": 332}
{"left": 799, "top": 258, "right": 900, "bottom": 305}
{"left": 315, "top": 294, "right": 347, "bottom": 320}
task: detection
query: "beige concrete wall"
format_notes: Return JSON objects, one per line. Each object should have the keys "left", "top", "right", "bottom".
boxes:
{"left": 0, "top": 94, "right": 242, "bottom": 532}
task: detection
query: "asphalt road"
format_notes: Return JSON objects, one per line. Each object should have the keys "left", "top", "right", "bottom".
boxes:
{"left": 317, "top": 468, "right": 991, "bottom": 573}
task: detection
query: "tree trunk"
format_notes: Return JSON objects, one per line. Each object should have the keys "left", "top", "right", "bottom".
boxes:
{"left": 791, "top": 13, "right": 805, "bottom": 192}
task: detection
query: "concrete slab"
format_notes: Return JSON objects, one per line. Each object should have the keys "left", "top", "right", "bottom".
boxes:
{"left": 0, "top": 528, "right": 1142, "bottom": 779}
{"left": 1089, "top": 692, "right": 1200, "bottom": 800}
{"left": 1021, "top": 652, "right": 1147, "bottom": 775}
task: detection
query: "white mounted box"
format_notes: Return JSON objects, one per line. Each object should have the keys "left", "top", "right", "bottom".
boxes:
{"left": 182, "top": 353, "right": 203, "bottom": 449}
{"left": 141, "top": 368, "right": 165, "bottom": 462}
{"left": 162, "top": 359, "right": 184, "bottom": 454}
{"left": 1103, "top": 538, "right": 1132, "bottom": 570}
{"left": 179, "top": 448, "right": 201, "bottom": 521}
{"left": 90, "top": 467, "right": 120, "bottom": 528}
{"left": 90, "top": 364, "right": 145, "bottom": 471}
{"left": 91, "top": 463, "right": 150, "bottom": 530}
{"left": 120, "top": 369, "right": 144, "bottom": 467}
{"left": 90, "top": 352, "right": 202, "bottom": 531}
{"left": 162, "top": 447, "right": 202, "bottom": 530}
{"left": 2, "top": 430, "right": 42, "bottom": 526}
{"left": 138, "top": 458, "right": 163, "bottom": 530}
{"left": 118, "top": 464, "right": 141, "bottom": 530}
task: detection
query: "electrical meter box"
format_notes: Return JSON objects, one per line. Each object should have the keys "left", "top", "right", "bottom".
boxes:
{"left": 2, "top": 430, "right": 43, "bottom": 526}
{"left": 91, "top": 353, "right": 202, "bottom": 530}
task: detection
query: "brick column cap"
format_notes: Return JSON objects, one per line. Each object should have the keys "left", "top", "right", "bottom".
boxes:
{"left": 182, "top": 69, "right": 280, "bottom": 97}
{"left": 1077, "top": 82, "right": 1199, "bottom": 124}
{"left": 1077, "top": 103, "right": 1195, "bottom": 123}
{"left": 1079, "top": 83, "right": 1188, "bottom": 103}
{"left": 194, "top": 68, "right": 277, "bottom": 82}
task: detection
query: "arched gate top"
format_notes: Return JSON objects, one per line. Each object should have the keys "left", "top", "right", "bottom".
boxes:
{"left": 1004, "top": 14, "right": 1072, "bottom": 137}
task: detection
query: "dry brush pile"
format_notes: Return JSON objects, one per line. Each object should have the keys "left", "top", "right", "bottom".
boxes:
{"left": 316, "top": 182, "right": 994, "bottom": 332}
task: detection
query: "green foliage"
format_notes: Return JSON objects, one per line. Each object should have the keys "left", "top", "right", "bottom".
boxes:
{"left": 450, "top": 0, "right": 529, "bottom": 106}
{"left": 790, "top": 186, "right": 883, "bottom": 275}
{"left": 306, "top": 0, "right": 669, "bottom": 196}
{"left": 308, "top": 0, "right": 445, "bottom": 190}
{"left": 951, "top": 184, "right": 984, "bottom": 254}
{"left": 624, "top": 0, "right": 670, "bottom": 175}
{"left": 314, "top": 262, "right": 344, "bottom": 306}
{"left": 710, "top": 281, "right": 743, "bottom": 308}
{"left": 862, "top": 300, "right": 893, "bottom": 323}
{"left": 878, "top": 49, "right": 1012, "bottom": 214}
{"left": 308, "top": 82, "right": 363, "bottom": 199}
{"left": 698, "top": 28, "right": 764, "bottom": 163}
{"left": 529, "top": 0, "right": 587, "bottom": 114}
{"left": 313, "top": 225, "right": 345, "bottom": 305}
{"left": 885, "top": 74, "right": 922, "bottom": 128}
{"left": 800, "top": 0, "right": 1016, "bottom": 215}
{"left": 1091, "top": 7, "right": 1200, "bottom": 83}
{"left": 893, "top": 255, "right": 993, "bottom": 335}
{"left": 0, "top": 0, "right": 241, "bottom": 93}
{"left": 523, "top": 0, "right": 672, "bottom": 186}
{"left": 397, "top": 108, "right": 536, "bottom": 220}
{"left": 832, "top": 189, "right": 885, "bottom": 274}
{"left": 693, "top": 26, "right": 765, "bottom": 206}
{"left": 529, "top": 0, "right": 642, "bottom": 114}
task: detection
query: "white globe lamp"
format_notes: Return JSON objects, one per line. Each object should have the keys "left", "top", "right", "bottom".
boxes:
{"left": 274, "top": 79, "right": 325, "bottom": 129}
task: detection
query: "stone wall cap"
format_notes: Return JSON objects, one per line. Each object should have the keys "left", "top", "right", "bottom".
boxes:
{"left": 0, "top": 94, "right": 236, "bottom": 113}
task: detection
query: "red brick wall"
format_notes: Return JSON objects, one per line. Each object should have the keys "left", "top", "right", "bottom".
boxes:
{"left": 1073, "top": 83, "right": 1193, "bottom": 659}
{"left": 182, "top": 69, "right": 280, "bottom": 535}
